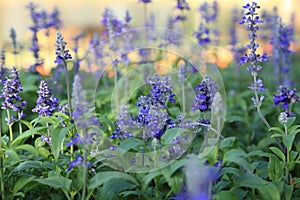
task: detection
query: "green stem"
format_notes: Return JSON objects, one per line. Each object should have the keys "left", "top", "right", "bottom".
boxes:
{"left": 182, "top": 83, "right": 186, "bottom": 114}
{"left": 284, "top": 123, "right": 290, "bottom": 184}
{"left": 63, "top": 60, "right": 73, "bottom": 117}
{"left": 154, "top": 177, "right": 159, "bottom": 199}
{"left": 125, "top": 65, "right": 129, "bottom": 101}
{"left": 0, "top": 123, "right": 5, "bottom": 200}
{"left": 6, "top": 109, "right": 13, "bottom": 142}
{"left": 113, "top": 66, "right": 119, "bottom": 111}
{"left": 18, "top": 111, "right": 22, "bottom": 135}
{"left": 82, "top": 147, "right": 88, "bottom": 200}
{"left": 253, "top": 73, "right": 271, "bottom": 129}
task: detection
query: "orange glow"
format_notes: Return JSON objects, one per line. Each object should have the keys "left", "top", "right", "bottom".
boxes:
{"left": 36, "top": 65, "right": 52, "bottom": 76}
{"left": 154, "top": 60, "right": 171, "bottom": 75}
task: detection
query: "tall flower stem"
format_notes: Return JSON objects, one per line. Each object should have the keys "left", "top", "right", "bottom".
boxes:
{"left": 18, "top": 111, "right": 22, "bottom": 135}
{"left": 284, "top": 123, "right": 290, "bottom": 184}
{"left": 6, "top": 109, "right": 13, "bottom": 142}
{"left": 0, "top": 123, "right": 5, "bottom": 200}
{"left": 63, "top": 60, "right": 72, "bottom": 117}
{"left": 125, "top": 65, "right": 129, "bottom": 100}
{"left": 81, "top": 146, "right": 88, "bottom": 200}
{"left": 252, "top": 73, "right": 271, "bottom": 129}
{"left": 181, "top": 83, "right": 186, "bottom": 114}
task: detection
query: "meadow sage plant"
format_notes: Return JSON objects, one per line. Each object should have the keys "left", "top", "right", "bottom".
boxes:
{"left": 239, "top": 2, "right": 270, "bottom": 128}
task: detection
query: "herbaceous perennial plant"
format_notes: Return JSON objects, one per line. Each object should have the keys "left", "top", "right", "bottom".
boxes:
{"left": 0, "top": 1, "right": 300, "bottom": 200}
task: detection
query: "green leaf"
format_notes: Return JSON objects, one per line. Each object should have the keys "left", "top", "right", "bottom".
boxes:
{"left": 246, "top": 150, "right": 269, "bottom": 158}
{"left": 286, "top": 117, "right": 296, "bottom": 128}
{"left": 220, "top": 137, "right": 238, "bottom": 151}
{"left": 50, "top": 126, "right": 70, "bottom": 160}
{"left": 268, "top": 155, "right": 284, "bottom": 181}
{"left": 88, "top": 172, "right": 138, "bottom": 189}
{"left": 257, "top": 183, "right": 281, "bottom": 200}
{"left": 101, "top": 179, "right": 136, "bottom": 199}
{"left": 142, "top": 170, "right": 162, "bottom": 186}
{"left": 284, "top": 183, "right": 293, "bottom": 200}
{"left": 11, "top": 127, "right": 45, "bottom": 147}
{"left": 290, "top": 151, "right": 299, "bottom": 162}
{"left": 282, "top": 134, "right": 295, "bottom": 152}
{"left": 226, "top": 116, "right": 248, "bottom": 124}
{"left": 270, "top": 133, "right": 283, "bottom": 138}
{"left": 269, "top": 147, "right": 285, "bottom": 162}
{"left": 16, "top": 144, "right": 38, "bottom": 158}
{"left": 37, "top": 147, "right": 50, "bottom": 158}
{"left": 35, "top": 177, "right": 72, "bottom": 191}
{"left": 13, "top": 161, "right": 42, "bottom": 172}
{"left": 19, "top": 120, "right": 33, "bottom": 129}
{"left": 161, "top": 128, "right": 183, "bottom": 144}
{"left": 269, "top": 127, "right": 284, "bottom": 134}
{"left": 215, "top": 191, "right": 239, "bottom": 200}
{"left": 118, "top": 137, "right": 144, "bottom": 151}
{"left": 5, "top": 149, "right": 20, "bottom": 162}
{"left": 234, "top": 173, "right": 267, "bottom": 188}
{"left": 13, "top": 175, "right": 36, "bottom": 193}
{"left": 167, "top": 172, "right": 183, "bottom": 193}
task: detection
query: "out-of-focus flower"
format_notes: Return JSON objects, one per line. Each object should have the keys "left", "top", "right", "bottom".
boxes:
{"left": 67, "top": 154, "right": 91, "bottom": 171}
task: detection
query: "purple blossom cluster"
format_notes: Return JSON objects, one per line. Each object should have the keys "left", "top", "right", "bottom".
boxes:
{"left": 112, "top": 74, "right": 176, "bottom": 140}
{"left": 194, "top": 1, "right": 219, "bottom": 45}
{"left": 273, "top": 86, "right": 299, "bottom": 116}
{"left": 54, "top": 32, "right": 72, "bottom": 64}
{"left": 32, "top": 80, "right": 59, "bottom": 117}
{"left": 239, "top": 2, "right": 269, "bottom": 69}
{"left": 192, "top": 76, "right": 217, "bottom": 113}
{"left": 27, "top": 2, "right": 62, "bottom": 64}
{"left": 9, "top": 28, "right": 18, "bottom": 54}
{"left": 0, "top": 67, "right": 26, "bottom": 124}
{"left": 68, "top": 155, "right": 91, "bottom": 171}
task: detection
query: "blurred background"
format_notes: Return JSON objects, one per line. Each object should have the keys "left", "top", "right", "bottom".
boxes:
{"left": 0, "top": 0, "right": 299, "bottom": 70}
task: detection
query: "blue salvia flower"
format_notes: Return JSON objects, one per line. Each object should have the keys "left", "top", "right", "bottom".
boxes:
{"left": 9, "top": 28, "right": 18, "bottom": 54}
{"left": 138, "top": 0, "right": 152, "bottom": 3}
{"left": 66, "top": 132, "right": 97, "bottom": 147}
{"left": 111, "top": 104, "right": 135, "bottom": 140}
{"left": 273, "top": 85, "right": 299, "bottom": 116}
{"left": 102, "top": 8, "right": 124, "bottom": 51}
{"left": 0, "top": 67, "right": 27, "bottom": 124}
{"left": 271, "top": 18, "right": 294, "bottom": 86}
{"left": 173, "top": 0, "right": 190, "bottom": 23}
{"left": 48, "top": 7, "right": 62, "bottom": 30}
{"left": 192, "top": 75, "right": 217, "bottom": 113}
{"left": 72, "top": 75, "right": 98, "bottom": 130}
{"left": 27, "top": 3, "right": 41, "bottom": 62}
{"left": 0, "top": 48, "right": 6, "bottom": 81}
{"left": 135, "top": 96, "right": 172, "bottom": 139}
{"left": 134, "top": 74, "right": 176, "bottom": 139}
{"left": 54, "top": 32, "right": 72, "bottom": 64}
{"left": 196, "top": 1, "right": 219, "bottom": 46}
{"left": 32, "top": 80, "right": 59, "bottom": 117}
{"left": 160, "top": 17, "right": 182, "bottom": 48}
{"left": 147, "top": 73, "right": 176, "bottom": 108}
{"left": 67, "top": 154, "right": 91, "bottom": 171}
{"left": 72, "top": 32, "right": 85, "bottom": 73}
{"left": 194, "top": 23, "right": 210, "bottom": 45}
{"left": 178, "top": 64, "right": 187, "bottom": 83}
{"left": 239, "top": 2, "right": 269, "bottom": 67}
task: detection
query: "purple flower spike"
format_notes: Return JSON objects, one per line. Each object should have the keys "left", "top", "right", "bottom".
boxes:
{"left": 54, "top": 32, "right": 72, "bottom": 64}
{"left": 138, "top": 0, "right": 152, "bottom": 3}
{"left": 192, "top": 76, "right": 217, "bottom": 113}
{"left": 1, "top": 67, "right": 27, "bottom": 124}
{"left": 273, "top": 85, "right": 299, "bottom": 115}
{"left": 32, "top": 80, "right": 59, "bottom": 117}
